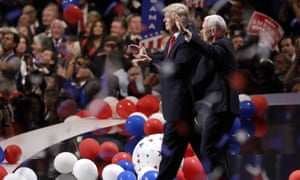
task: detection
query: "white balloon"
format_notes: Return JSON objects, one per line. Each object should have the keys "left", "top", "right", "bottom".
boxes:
{"left": 54, "top": 152, "right": 78, "bottom": 174}
{"left": 149, "top": 112, "right": 166, "bottom": 124}
{"left": 104, "top": 96, "right": 119, "bottom": 118}
{"left": 73, "top": 159, "right": 98, "bottom": 180}
{"left": 132, "top": 134, "right": 163, "bottom": 174}
{"left": 4, "top": 173, "right": 26, "bottom": 180}
{"left": 239, "top": 94, "right": 251, "bottom": 102}
{"left": 125, "top": 96, "right": 139, "bottom": 104}
{"left": 14, "top": 167, "right": 37, "bottom": 180}
{"left": 102, "top": 164, "right": 124, "bottom": 180}
{"left": 55, "top": 174, "right": 76, "bottom": 180}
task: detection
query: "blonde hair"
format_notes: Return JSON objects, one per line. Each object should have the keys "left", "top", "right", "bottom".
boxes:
{"left": 163, "top": 3, "right": 190, "bottom": 26}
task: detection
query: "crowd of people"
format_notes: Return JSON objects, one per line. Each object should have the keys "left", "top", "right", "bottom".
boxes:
{"left": 0, "top": 0, "right": 300, "bottom": 178}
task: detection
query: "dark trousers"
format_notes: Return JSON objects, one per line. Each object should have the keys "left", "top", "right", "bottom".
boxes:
{"left": 157, "top": 111, "right": 235, "bottom": 180}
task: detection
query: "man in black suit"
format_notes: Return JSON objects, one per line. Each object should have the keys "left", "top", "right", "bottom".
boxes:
{"left": 127, "top": 3, "right": 203, "bottom": 180}
{"left": 177, "top": 14, "right": 240, "bottom": 179}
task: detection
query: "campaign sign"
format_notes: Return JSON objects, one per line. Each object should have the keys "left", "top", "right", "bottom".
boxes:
{"left": 247, "top": 11, "right": 284, "bottom": 48}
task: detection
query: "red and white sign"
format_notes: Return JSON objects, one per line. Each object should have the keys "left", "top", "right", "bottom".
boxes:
{"left": 247, "top": 11, "right": 284, "bottom": 48}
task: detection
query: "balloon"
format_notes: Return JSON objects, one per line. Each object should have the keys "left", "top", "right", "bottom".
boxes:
{"left": 239, "top": 100, "right": 256, "bottom": 120}
{"left": 137, "top": 167, "right": 156, "bottom": 180}
{"left": 182, "top": 156, "right": 206, "bottom": 180}
{"left": 149, "top": 112, "right": 166, "bottom": 125}
{"left": 117, "top": 160, "right": 135, "bottom": 172}
{"left": 99, "top": 141, "right": 119, "bottom": 161}
{"left": 176, "top": 168, "right": 185, "bottom": 180}
{"left": 230, "top": 117, "right": 241, "bottom": 135}
{"left": 251, "top": 116, "right": 268, "bottom": 137}
{"left": 229, "top": 143, "right": 240, "bottom": 155}
{"left": 102, "top": 164, "right": 124, "bottom": 180}
{"left": 76, "top": 110, "right": 91, "bottom": 118}
{"left": 54, "top": 152, "right": 78, "bottom": 174}
{"left": 125, "top": 136, "right": 142, "bottom": 155}
{"left": 14, "top": 167, "right": 37, "bottom": 180}
{"left": 117, "top": 170, "right": 137, "bottom": 180}
{"left": 3, "top": 173, "right": 26, "bottom": 180}
{"left": 112, "top": 152, "right": 132, "bottom": 164}
{"left": 238, "top": 94, "right": 251, "bottom": 102}
{"left": 57, "top": 99, "right": 78, "bottom": 120}
{"left": 144, "top": 118, "right": 163, "bottom": 135}
{"left": 129, "top": 112, "right": 148, "bottom": 120}
{"left": 61, "top": 0, "right": 79, "bottom": 9}
{"left": 4, "top": 144, "right": 22, "bottom": 164}
{"left": 88, "top": 99, "right": 112, "bottom": 119}
{"left": 126, "top": 115, "right": 146, "bottom": 137}
{"left": 125, "top": 96, "right": 139, "bottom": 104}
{"left": 116, "top": 99, "right": 136, "bottom": 119}
{"left": 141, "top": 170, "right": 159, "bottom": 180}
{"left": 228, "top": 70, "right": 247, "bottom": 92}
{"left": 132, "top": 134, "right": 163, "bottom": 174}
{"left": 0, "top": 147, "right": 5, "bottom": 163}
{"left": 63, "top": 4, "right": 82, "bottom": 24}
{"left": 78, "top": 138, "right": 101, "bottom": 160}
{"left": 184, "top": 143, "right": 194, "bottom": 157}
{"left": 136, "top": 95, "right": 160, "bottom": 116}
{"left": 0, "top": 165, "right": 8, "bottom": 179}
{"left": 251, "top": 96, "right": 268, "bottom": 117}
{"left": 240, "top": 119, "right": 256, "bottom": 137}
{"left": 73, "top": 159, "right": 98, "bottom": 180}
{"left": 289, "top": 170, "right": 300, "bottom": 180}
{"left": 104, "top": 96, "right": 119, "bottom": 118}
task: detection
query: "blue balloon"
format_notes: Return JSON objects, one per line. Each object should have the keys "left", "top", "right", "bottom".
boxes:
{"left": 240, "top": 119, "right": 256, "bottom": 137}
{"left": 117, "top": 170, "right": 137, "bottom": 180}
{"left": 0, "top": 147, "right": 4, "bottom": 163}
{"left": 229, "top": 143, "right": 240, "bottom": 155}
{"left": 61, "top": 0, "right": 79, "bottom": 9}
{"left": 125, "top": 115, "right": 146, "bottom": 137}
{"left": 239, "top": 100, "right": 256, "bottom": 120}
{"left": 142, "top": 170, "right": 158, "bottom": 180}
{"left": 230, "top": 117, "right": 241, "bottom": 135}
{"left": 5, "top": 9, "right": 22, "bottom": 21}
{"left": 125, "top": 136, "right": 142, "bottom": 154}
{"left": 117, "top": 160, "right": 135, "bottom": 173}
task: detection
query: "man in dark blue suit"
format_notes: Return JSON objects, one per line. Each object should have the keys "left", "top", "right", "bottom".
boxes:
{"left": 177, "top": 14, "right": 240, "bottom": 179}
{"left": 127, "top": 3, "right": 204, "bottom": 180}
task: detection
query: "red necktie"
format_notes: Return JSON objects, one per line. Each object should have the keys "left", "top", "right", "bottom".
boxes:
{"left": 167, "top": 35, "right": 175, "bottom": 57}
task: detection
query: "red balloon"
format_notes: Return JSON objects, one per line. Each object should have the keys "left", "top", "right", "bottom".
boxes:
{"left": 251, "top": 96, "right": 268, "bottom": 117}
{"left": 136, "top": 95, "right": 160, "bottom": 116}
{"left": 111, "top": 152, "right": 132, "bottom": 164}
{"left": 78, "top": 138, "right": 101, "bottom": 160}
{"left": 251, "top": 116, "right": 268, "bottom": 137}
{"left": 0, "top": 165, "right": 8, "bottom": 179}
{"left": 176, "top": 168, "right": 185, "bottom": 180}
{"left": 99, "top": 141, "right": 119, "bottom": 161}
{"left": 88, "top": 99, "right": 112, "bottom": 119}
{"left": 63, "top": 4, "right": 82, "bottom": 24}
{"left": 92, "top": 127, "right": 113, "bottom": 136}
{"left": 4, "top": 144, "right": 22, "bottom": 164}
{"left": 182, "top": 156, "right": 206, "bottom": 180}
{"left": 144, "top": 118, "right": 163, "bottom": 135}
{"left": 117, "top": 124, "right": 129, "bottom": 136}
{"left": 289, "top": 170, "right": 300, "bottom": 180}
{"left": 116, "top": 99, "right": 136, "bottom": 119}
{"left": 184, "top": 143, "right": 194, "bottom": 157}
{"left": 76, "top": 110, "right": 91, "bottom": 118}
{"left": 228, "top": 70, "right": 247, "bottom": 93}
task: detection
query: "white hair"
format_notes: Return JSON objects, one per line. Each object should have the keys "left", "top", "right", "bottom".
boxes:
{"left": 50, "top": 19, "right": 67, "bottom": 29}
{"left": 204, "top": 14, "right": 227, "bottom": 33}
